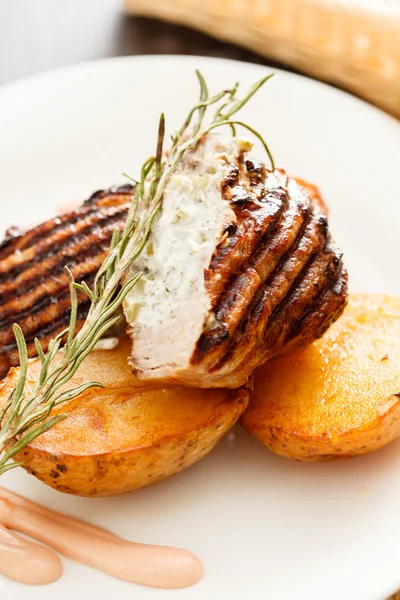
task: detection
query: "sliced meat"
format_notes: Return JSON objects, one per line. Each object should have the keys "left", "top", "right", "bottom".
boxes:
{"left": 124, "top": 134, "right": 347, "bottom": 388}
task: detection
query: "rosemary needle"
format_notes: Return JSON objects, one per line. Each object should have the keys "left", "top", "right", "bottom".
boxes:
{"left": 0, "top": 70, "right": 274, "bottom": 476}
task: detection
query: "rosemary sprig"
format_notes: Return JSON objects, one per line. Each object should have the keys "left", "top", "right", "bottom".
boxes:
{"left": 0, "top": 69, "right": 274, "bottom": 476}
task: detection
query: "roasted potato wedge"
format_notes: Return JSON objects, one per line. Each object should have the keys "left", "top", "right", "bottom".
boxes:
{"left": 0, "top": 338, "right": 248, "bottom": 496}
{"left": 241, "top": 294, "right": 400, "bottom": 461}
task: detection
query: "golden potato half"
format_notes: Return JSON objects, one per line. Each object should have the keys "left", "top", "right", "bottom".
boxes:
{"left": 241, "top": 294, "right": 400, "bottom": 461}
{"left": 0, "top": 339, "right": 248, "bottom": 496}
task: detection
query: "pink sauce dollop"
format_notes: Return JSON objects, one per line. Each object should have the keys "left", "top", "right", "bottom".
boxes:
{"left": 0, "top": 486, "right": 203, "bottom": 588}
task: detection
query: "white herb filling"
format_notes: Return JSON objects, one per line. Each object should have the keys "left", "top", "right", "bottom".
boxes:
{"left": 123, "top": 134, "right": 251, "bottom": 378}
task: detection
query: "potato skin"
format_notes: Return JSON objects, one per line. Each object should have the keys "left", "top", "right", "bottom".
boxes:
{"left": 17, "top": 411, "right": 244, "bottom": 497}
{"left": 0, "top": 339, "right": 248, "bottom": 496}
{"left": 241, "top": 294, "right": 400, "bottom": 461}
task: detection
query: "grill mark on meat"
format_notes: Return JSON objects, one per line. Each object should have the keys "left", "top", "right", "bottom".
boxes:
{"left": 250, "top": 193, "right": 309, "bottom": 280}
{"left": 0, "top": 264, "right": 100, "bottom": 343}
{"left": 0, "top": 205, "right": 102, "bottom": 257}
{"left": 217, "top": 195, "right": 313, "bottom": 331}
{"left": 207, "top": 200, "right": 287, "bottom": 303}
{"left": 285, "top": 243, "right": 345, "bottom": 344}
{"left": 0, "top": 245, "right": 107, "bottom": 322}
{"left": 276, "top": 264, "right": 348, "bottom": 357}
{"left": 0, "top": 216, "right": 125, "bottom": 307}
{"left": 0, "top": 287, "right": 92, "bottom": 351}
{"left": 194, "top": 194, "right": 316, "bottom": 361}
{"left": 205, "top": 168, "right": 290, "bottom": 306}
{"left": 192, "top": 172, "right": 341, "bottom": 377}
{"left": 26, "top": 302, "right": 91, "bottom": 344}
{"left": 2, "top": 302, "right": 92, "bottom": 370}
{"left": 0, "top": 187, "right": 131, "bottom": 379}
{"left": 0, "top": 205, "right": 128, "bottom": 283}
{"left": 246, "top": 210, "right": 321, "bottom": 328}
{"left": 0, "top": 227, "right": 24, "bottom": 259}
{"left": 262, "top": 243, "right": 342, "bottom": 348}
{"left": 212, "top": 234, "right": 346, "bottom": 374}
{"left": 194, "top": 210, "right": 310, "bottom": 361}
{"left": 0, "top": 185, "right": 133, "bottom": 260}
{"left": 18, "top": 205, "right": 120, "bottom": 253}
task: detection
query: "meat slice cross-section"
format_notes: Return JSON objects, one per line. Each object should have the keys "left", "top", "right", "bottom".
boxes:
{"left": 123, "top": 134, "right": 347, "bottom": 388}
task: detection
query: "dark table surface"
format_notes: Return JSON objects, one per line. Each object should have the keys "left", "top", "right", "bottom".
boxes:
{"left": 0, "top": 0, "right": 288, "bottom": 86}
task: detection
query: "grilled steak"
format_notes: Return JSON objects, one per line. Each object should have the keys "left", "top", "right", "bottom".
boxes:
{"left": 0, "top": 185, "right": 133, "bottom": 380}
{"left": 0, "top": 153, "right": 335, "bottom": 386}
{"left": 124, "top": 134, "right": 347, "bottom": 388}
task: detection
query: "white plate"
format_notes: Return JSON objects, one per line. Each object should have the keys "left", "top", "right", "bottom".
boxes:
{"left": 0, "top": 56, "right": 400, "bottom": 600}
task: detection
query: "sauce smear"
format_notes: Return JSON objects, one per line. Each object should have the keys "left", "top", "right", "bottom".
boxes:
{"left": 0, "top": 487, "right": 203, "bottom": 588}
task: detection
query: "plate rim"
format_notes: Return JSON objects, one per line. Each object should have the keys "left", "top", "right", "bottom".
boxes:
{"left": 0, "top": 53, "right": 400, "bottom": 600}
{"left": 0, "top": 54, "right": 399, "bottom": 130}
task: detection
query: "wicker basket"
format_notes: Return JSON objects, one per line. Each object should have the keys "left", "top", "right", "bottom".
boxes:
{"left": 124, "top": 0, "right": 400, "bottom": 119}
